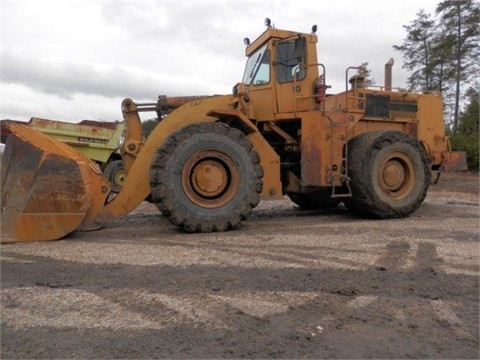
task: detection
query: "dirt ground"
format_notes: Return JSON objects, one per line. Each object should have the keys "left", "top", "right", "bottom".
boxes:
{"left": 1, "top": 171, "right": 479, "bottom": 359}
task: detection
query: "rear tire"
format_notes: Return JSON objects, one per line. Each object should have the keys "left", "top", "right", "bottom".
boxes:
{"left": 347, "top": 131, "right": 430, "bottom": 218}
{"left": 150, "top": 122, "right": 263, "bottom": 232}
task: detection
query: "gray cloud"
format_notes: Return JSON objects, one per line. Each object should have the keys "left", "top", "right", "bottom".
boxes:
{"left": 1, "top": 0, "right": 440, "bottom": 122}
{"left": 2, "top": 51, "right": 227, "bottom": 102}
{"left": 98, "top": 2, "right": 269, "bottom": 57}
{"left": 3, "top": 53, "right": 99, "bottom": 99}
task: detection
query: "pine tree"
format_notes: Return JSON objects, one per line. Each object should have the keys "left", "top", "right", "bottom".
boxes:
{"left": 356, "top": 62, "right": 375, "bottom": 86}
{"left": 436, "top": 0, "right": 480, "bottom": 133}
{"left": 394, "top": 2, "right": 479, "bottom": 131}
{"left": 430, "top": 27, "right": 455, "bottom": 95}
{"left": 393, "top": 10, "right": 437, "bottom": 91}
{"left": 451, "top": 86, "right": 479, "bottom": 169}
{"left": 431, "top": 26, "right": 457, "bottom": 127}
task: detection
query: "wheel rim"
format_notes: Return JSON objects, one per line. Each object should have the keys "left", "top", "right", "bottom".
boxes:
{"left": 377, "top": 151, "right": 415, "bottom": 199}
{"left": 182, "top": 150, "right": 239, "bottom": 208}
{"left": 113, "top": 169, "right": 126, "bottom": 188}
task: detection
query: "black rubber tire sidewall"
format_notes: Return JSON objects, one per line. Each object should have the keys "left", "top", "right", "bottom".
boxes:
{"left": 348, "top": 131, "right": 430, "bottom": 218}
{"left": 103, "top": 159, "right": 125, "bottom": 193}
{"left": 150, "top": 122, "right": 263, "bottom": 232}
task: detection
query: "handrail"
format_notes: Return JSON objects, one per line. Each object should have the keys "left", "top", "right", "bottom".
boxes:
{"left": 292, "top": 63, "right": 327, "bottom": 115}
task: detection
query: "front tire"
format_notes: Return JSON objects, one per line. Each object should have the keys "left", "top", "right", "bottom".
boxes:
{"left": 347, "top": 131, "right": 431, "bottom": 218}
{"left": 150, "top": 122, "right": 263, "bottom": 232}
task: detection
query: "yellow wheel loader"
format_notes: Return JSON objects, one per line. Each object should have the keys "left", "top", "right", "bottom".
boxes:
{"left": 1, "top": 22, "right": 466, "bottom": 242}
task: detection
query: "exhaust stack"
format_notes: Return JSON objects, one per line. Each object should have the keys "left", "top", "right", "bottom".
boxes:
{"left": 384, "top": 58, "right": 394, "bottom": 91}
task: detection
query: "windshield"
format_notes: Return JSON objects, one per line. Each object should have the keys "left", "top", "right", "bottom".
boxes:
{"left": 242, "top": 44, "right": 269, "bottom": 85}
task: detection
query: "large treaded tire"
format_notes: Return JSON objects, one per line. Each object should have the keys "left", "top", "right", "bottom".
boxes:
{"left": 347, "top": 131, "right": 431, "bottom": 219}
{"left": 150, "top": 122, "right": 263, "bottom": 232}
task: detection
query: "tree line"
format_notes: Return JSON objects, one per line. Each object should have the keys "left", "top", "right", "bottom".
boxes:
{"left": 393, "top": 0, "right": 479, "bottom": 169}
{"left": 393, "top": 0, "right": 478, "bottom": 132}
{"left": 393, "top": 0, "right": 480, "bottom": 169}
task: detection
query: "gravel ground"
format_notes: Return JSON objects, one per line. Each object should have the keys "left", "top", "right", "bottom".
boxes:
{"left": 1, "top": 171, "right": 479, "bottom": 359}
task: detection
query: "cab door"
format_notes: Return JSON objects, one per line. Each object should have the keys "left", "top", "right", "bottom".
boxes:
{"left": 274, "top": 36, "right": 309, "bottom": 114}
{"left": 242, "top": 44, "right": 276, "bottom": 120}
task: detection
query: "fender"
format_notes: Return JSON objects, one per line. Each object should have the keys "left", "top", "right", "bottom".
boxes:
{"left": 209, "top": 108, "right": 283, "bottom": 200}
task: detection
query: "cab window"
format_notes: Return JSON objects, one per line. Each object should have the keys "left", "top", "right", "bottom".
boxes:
{"left": 242, "top": 44, "right": 270, "bottom": 86}
{"left": 276, "top": 37, "right": 306, "bottom": 83}
{"left": 252, "top": 50, "right": 270, "bottom": 85}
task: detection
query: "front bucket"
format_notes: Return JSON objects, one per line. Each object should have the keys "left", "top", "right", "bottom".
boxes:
{"left": 1, "top": 121, "right": 110, "bottom": 243}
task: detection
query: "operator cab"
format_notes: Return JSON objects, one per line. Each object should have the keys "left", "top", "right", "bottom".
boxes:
{"left": 236, "top": 20, "right": 320, "bottom": 119}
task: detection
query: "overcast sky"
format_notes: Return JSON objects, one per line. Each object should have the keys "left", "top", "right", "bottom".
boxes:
{"left": 1, "top": 0, "right": 439, "bottom": 123}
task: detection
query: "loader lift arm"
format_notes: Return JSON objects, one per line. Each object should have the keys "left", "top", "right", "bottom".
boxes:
{"left": 90, "top": 95, "right": 282, "bottom": 231}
